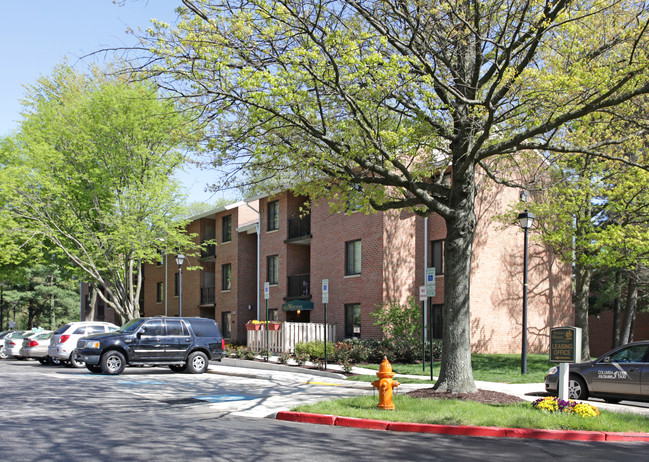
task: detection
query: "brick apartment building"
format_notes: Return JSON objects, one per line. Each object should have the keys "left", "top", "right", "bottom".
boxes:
{"left": 141, "top": 183, "right": 573, "bottom": 354}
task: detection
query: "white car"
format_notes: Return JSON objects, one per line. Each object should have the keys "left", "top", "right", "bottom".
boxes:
{"left": 19, "top": 331, "right": 54, "bottom": 364}
{"left": 3, "top": 331, "right": 38, "bottom": 359}
{"left": 48, "top": 322, "right": 119, "bottom": 367}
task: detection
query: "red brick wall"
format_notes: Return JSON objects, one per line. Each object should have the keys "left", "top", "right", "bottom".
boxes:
{"left": 469, "top": 183, "right": 573, "bottom": 353}
{"left": 310, "top": 199, "right": 385, "bottom": 340}
{"left": 259, "top": 193, "right": 289, "bottom": 320}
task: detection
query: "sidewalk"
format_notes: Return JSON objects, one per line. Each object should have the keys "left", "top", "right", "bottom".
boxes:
{"left": 210, "top": 357, "right": 649, "bottom": 442}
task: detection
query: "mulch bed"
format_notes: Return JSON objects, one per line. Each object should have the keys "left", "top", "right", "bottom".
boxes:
{"left": 406, "top": 387, "right": 525, "bottom": 405}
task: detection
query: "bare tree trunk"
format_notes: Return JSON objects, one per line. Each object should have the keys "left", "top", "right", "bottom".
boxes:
{"left": 612, "top": 270, "right": 623, "bottom": 348}
{"left": 574, "top": 261, "right": 591, "bottom": 361}
{"left": 433, "top": 157, "right": 477, "bottom": 393}
{"left": 86, "top": 283, "right": 98, "bottom": 321}
{"left": 620, "top": 271, "right": 637, "bottom": 345}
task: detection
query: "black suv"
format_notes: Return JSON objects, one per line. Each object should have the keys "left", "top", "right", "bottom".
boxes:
{"left": 73, "top": 317, "right": 224, "bottom": 375}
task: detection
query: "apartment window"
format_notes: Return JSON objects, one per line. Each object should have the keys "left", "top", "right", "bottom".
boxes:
{"left": 267, "top": 200, "right": 279, "bottom": 231}
{"left": 267, "top": 255, "right": 279, "bottom": 285}
{"left": 157, "top": 250, "right": 164, "bottom": 266}
{"left": 345, "top": 240, "right": 361, "bottom": 276}
{"left": 268, "top": 308, "right": 278, "bottom": 321}
{"left": 346, "top": 184, "right": 362, "bottom": 213}
{"left": 221, "top": 311, "right": 232, "bottom": 339}
{"left": 431, "top": 239, "right": 445, "bottom": 275}
{"left": 222, "top": 263, "right": 232, "bottom": 291}
{"left": 156, "top": 282, "right": 164, "bottom": 303}
{"left": 222, "top": 215, "right": 232, "bottom": 243}
{"left": 345, "top": 303, "right": 361, "bottom": 338}
{"left": 174, "top": 273, "right": 179, "bottom": 297}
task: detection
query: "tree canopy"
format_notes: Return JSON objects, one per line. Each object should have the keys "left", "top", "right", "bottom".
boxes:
{"left": 136, "top": 0, "right": 649, "bottom": 392}
{"left": 0, "top": 63, "right": 201, "bottom": 322}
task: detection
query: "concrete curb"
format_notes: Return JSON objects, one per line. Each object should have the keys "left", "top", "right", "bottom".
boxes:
{"left": 220, "top": 358, "right": 347, "bottom": 379}
{"left": 276, "top": 411, "right": 649, "bottom": 442}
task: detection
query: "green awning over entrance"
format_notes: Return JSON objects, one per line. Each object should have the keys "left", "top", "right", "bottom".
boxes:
{"left": 282, "top": 300, "right": 314, "bottom": 311}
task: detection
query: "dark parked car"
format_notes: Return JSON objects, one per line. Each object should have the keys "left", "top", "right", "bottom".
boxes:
{"left": 545, "top": 340, "right": 649, "bottom": 403}
{"left": 74, "top": 317, "right": 225, "bottom": 375}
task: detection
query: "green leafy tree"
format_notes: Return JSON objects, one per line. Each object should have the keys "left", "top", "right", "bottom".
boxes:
{"left": 139, "top": 0, "right": 649, "bottom": 392}
{"left": 0, "top": 63, "right": 201, "bottom": 322}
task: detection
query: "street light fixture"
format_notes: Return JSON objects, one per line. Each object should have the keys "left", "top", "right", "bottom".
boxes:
{"left": 517, "top": 209, "right": 535, "bottom": 374}
{"left": 158, "top": 238, "right": 168, "bottom": 317}
{"left": 175, "top": 254, "right": 186, "bottom": 317}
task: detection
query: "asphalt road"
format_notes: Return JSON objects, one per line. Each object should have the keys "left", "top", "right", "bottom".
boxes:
{"left": 0, "top": 359, "right": 646, "bottom": 461}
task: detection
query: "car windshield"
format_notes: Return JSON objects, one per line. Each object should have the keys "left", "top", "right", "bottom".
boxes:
{"left": 119, "top": 318, "right": 146, "bottom": 334}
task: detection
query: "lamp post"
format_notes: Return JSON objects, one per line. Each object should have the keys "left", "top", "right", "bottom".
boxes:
{"left": 175, "top": 254, "right": 186, "bottom": 317}
{"left": 518, "top": 209, "right": 535, "bottom": 375}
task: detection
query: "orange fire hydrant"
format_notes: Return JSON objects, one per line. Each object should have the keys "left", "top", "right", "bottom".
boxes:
{"left": 372, "top": 356, "right": 400, "bottom": 410}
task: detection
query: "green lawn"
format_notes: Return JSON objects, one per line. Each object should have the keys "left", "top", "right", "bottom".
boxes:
{"left": 292, "top": 395, "right": 649, "bottom": 433}
{"left": 357, "top": 353, "right": 552, "bottom": 384}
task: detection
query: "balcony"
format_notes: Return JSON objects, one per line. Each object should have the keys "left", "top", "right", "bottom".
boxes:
{"left": 286, "top": 273, "right": 311, "bottom": 300}
{"left": 200, "top": 287, "right": 215, "bottom": 305}
{"left": 286, "top": 215, "right": 311, "bottom": 244}
{"left": 200, "top": 243, "right": 216, "bottom": 260}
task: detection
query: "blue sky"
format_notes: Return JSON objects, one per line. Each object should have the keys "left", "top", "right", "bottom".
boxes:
{"left": 0, "top": 0, "right": 228, "bottom": 205}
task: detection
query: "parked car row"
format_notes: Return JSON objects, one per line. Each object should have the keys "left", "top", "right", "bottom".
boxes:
{"left": 1, "top": 317, "right": 225, "bottom": 376}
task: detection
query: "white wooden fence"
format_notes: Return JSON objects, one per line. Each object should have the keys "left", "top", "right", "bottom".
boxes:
{"left": 246, "top": 322, "right": 336, "bottom": 353}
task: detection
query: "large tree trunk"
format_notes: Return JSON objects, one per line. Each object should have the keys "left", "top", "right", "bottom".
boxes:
{"left": 573, "top": 261, "right": 591, "bottom": 361}
{"left": 612, "top": 270, "right": 623, "bottom": 348}
{"left": 620, "top": 271, "right": 637, "bottom": 345}
{"left": 434, "top": 160, "right": 477, "bottom": 393}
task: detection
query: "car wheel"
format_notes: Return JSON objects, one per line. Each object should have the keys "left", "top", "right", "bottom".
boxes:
{"left": 69, "top": 355, "right": 86, "bottom": 368}
{"left": 568, "top": 376, "right": 589, "bottom": 400}
{"left": 0, "top": 350, "right": 7, "bottom": 359}
{"left": 86, "top": 364, "right": 102, "bottom": 374}
{"left": 186, "top": 351, "right": 208, "bottom": 374}
{"left": 38, "top": 358, "right": 49, "bottom": 365}
{"left": 100, "top": 351, "right": 125, "bottom": 375}
{"left": 169, "top": 365, "right": 187, "bottom": 373}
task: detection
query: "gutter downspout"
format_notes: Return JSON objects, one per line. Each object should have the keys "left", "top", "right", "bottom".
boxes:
{"left": 246, "top": 201, "right": 261, "bottom": 320}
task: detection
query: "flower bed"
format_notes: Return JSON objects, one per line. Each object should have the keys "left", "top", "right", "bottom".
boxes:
{"left": 532, "top": 397, "right": 600, "bottom": 418}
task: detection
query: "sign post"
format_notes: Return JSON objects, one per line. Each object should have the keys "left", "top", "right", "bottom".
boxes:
{"left": 425, "top": 268, "right": 435, "bottom": 380}
{"left": 419, "top": 286, "right": 427, "bottom": 372}
{"left": 550, "top": 327, "right": 582, "bottom": 401}
{"left": 264, "top": 282, "right": 270, "bottom": 362}
{"left": 322, "top": 279, "right": 329, "bottom": 370}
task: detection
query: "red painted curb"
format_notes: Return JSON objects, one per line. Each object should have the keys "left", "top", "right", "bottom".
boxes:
{"left": 276, "top": 412, "right": 649, "bottom": 442}
{"left": 504, "top": 428, "right": 606, "bottom": 441}
{"left": 276, "top": 411, "right": 336, "bottom": 425}
{"left": 388, "top": 422, "right": 506, "bottom": 438}
{"left": 335, "top": 416, "right": 389, "bottom": 430}
{"left": 605, "top": 432, "right": 649, "bottom": 442}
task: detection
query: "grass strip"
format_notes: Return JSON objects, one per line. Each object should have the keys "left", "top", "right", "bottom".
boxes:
{"left": 358, "top": 354, "right": 552, "bottom": 384}
{"left": 292, "top": 395, "right": 649, "bottom": 433}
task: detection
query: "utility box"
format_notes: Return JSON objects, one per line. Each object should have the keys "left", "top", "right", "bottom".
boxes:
{"left": 550, "top": 327, "right": 582, "bottom": 364}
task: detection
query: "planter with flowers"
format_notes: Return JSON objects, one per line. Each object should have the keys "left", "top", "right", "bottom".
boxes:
{"left": 246, "top": 321, "right": 262, "bottom": 331}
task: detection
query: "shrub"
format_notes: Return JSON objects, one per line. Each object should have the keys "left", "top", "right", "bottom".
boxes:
{"left": 278, "top": 352, "right": 292, "bottom": 364}
{"left": 295, "top": 340, "right": 334, "bottom": 360}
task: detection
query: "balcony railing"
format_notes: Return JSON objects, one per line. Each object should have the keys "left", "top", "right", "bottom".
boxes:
{"left": 287, "top": 274, "right": 310, "bottom": 299}
{"left": 287, "top": 215, "right": 311, "bottom": 240}
{"left": 200, "top": 287, "right": 215, "bottom": 305}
